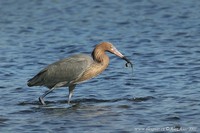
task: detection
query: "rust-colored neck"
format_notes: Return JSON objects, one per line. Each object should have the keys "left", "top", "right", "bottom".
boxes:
{"left": 92, "top": 45, "right": 109, "bottom": 66}
{"left": 74, "top": 42, "right": 115, "bottom": 84}
{"left": 74, "top": 46, "right": 110, "bottom": 83}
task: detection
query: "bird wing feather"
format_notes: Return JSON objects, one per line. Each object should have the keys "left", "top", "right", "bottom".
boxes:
{"left": 27, "top": 54, "right": 93, "bottom": 88}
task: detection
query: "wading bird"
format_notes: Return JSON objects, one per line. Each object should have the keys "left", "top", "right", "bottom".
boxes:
{"left": 27, "top": 42, "right": 132, "bottom": 105}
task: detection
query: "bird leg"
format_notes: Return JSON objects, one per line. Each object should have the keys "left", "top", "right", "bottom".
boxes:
{"left": 68, "top": 84, "right": 76, "bottom": 104}
{"left": 39, "top": 87, "right": 56, "bottom": 105}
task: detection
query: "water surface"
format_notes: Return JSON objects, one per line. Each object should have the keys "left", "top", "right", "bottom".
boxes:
{"left": 0, "top": 0, "right": 200, "bottom": 132}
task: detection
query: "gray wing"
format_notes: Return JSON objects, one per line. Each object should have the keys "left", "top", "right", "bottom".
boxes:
{"left": 27, "top": 54, "right": 93, "bottom": 88}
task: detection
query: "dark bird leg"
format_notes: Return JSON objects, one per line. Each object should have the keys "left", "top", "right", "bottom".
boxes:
{"left": 68, "top": 84, "right": 76, "bottom": 104}
{"left": 39, "top": 87, "right": 56, "bottom": 105}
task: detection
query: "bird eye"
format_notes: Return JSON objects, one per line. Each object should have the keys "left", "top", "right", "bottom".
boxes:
{"left": 110, "top": 46, "right": 113, "bottom": 50}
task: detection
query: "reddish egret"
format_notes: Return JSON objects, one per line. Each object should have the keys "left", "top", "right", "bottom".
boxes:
{"left": 27, "top": 42, "right": 132, "bottom": 105}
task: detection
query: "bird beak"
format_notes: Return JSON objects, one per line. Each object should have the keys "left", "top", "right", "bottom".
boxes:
{"left": 111, "top": 47, "right": 133, "bottom": 67}
{"left": 111, "top": 46, "right": 124, "bottom": 58}
{"left": 122, "top": 56, "right": 133, "bottom": 67}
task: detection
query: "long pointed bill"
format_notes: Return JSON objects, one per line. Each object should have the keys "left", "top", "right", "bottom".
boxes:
{"left": 112, "top": 47, "right": 133, "bottom": 68}
{"left": 111, "top": 46, "right": 124, "bottom": 58}
{"left": 122, "top": 56, "right": 133, "bottom": 68}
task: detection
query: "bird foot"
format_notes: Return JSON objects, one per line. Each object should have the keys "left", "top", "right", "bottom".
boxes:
{"left": 39, "top": 97, "right": 46, "bottom": 105}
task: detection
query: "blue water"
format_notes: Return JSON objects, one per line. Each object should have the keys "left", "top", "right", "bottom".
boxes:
{"left": 0, "top": 0, "right": 200, "bottom": 132}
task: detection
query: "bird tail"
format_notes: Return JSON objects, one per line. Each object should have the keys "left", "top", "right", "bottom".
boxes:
{"left": 27, "top": 76, "right": 40, "bottom": 87}
{"left": 27, "top": 69, "right": 46, "bottom": 87}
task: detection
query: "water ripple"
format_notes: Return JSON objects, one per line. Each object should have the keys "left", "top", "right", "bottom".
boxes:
{"left": 1, "top": 0, "right": 200, "bottom": 132}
